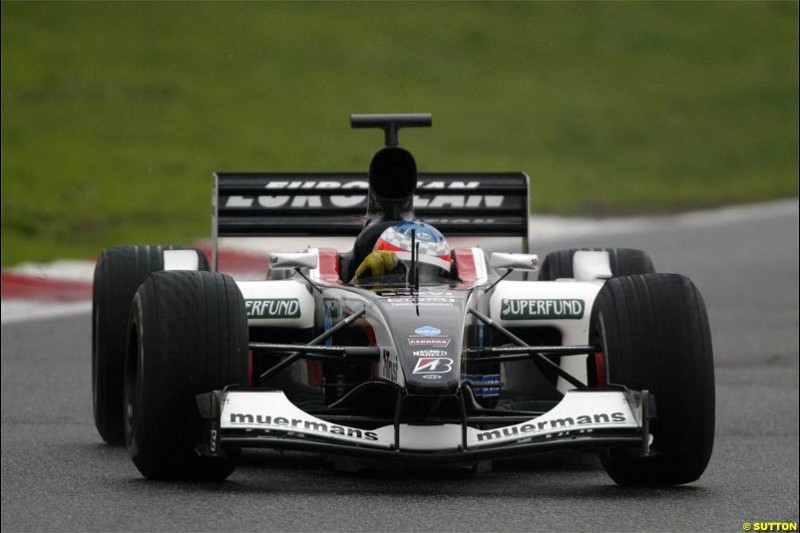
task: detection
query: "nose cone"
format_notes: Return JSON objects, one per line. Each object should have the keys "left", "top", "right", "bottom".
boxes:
{"left": 402, "top": 322, "right": 461, "bottom": 395}
{"left": 374, "top": 292, "right": 467, "bottom": 396}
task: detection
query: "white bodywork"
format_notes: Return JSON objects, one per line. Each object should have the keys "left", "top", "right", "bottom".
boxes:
{"left": 469, "top": 247, "right": 490, "bottom": 284}
{"left": 269, "top": 252, "right": 318, "bottom": 271}
{"left": 489, "top": 252, "right": 540, "bottom": 272}
{"left": 572, "top": 250, "right": 613, "bottom": 282}
{"left": 221, "top": 389, "right": 640, "bottom": 451}
{"left": 489, "top": 279, "right": 604, "bottom": 391}
{"left": 162, "top": 250, "right": 202, "bottom": 271}
{"left": 236, "top": 280, "right": 315, "bottom": 328}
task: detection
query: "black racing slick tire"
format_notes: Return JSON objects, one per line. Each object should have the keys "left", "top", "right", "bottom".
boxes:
{"left": 92, "top": 245, "right": 209, "bottom": 445}
{"left": 592, "top": 274, "right": 715, "bottom": 486}
{"left": 124, "top": 270, "right": 248, "bottom": 481}
{"left": 538, "top": 248, "right": 655, "bottom": 281}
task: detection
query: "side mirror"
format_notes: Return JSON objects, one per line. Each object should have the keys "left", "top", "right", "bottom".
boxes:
{"left": 490, "top": 252, "right": 539, "bottom": 272}
{"left": 269, "top": 252, "right": 318, "bottom": 271}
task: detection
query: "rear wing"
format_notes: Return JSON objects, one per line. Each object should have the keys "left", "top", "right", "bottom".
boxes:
{"left": 213, "top": 172, "right": 530, "bottom": 266}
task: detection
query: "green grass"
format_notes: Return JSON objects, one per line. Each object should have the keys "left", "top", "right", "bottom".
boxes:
{"left": 2, "top": 1, "right": 797, "bottom": 266}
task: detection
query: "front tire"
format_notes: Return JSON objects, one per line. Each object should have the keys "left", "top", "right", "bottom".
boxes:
{"left": 92, "top": 245, "right": 209, "bottom": 444}
{"left": 124, "top": 270, "right": 248, "bottom": 481}
{"left": 592, "top": 274, "right": 715, "bottom": 486}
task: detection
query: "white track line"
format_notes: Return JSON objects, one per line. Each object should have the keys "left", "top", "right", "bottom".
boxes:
{"left": 530, "top": 198, "right": 798, "bottom": 242}
{"left": 1, "top": 300, "right": 93, "bottom": 325}
{"left": 8, "top": 259, "right": 97, "bottom": 283}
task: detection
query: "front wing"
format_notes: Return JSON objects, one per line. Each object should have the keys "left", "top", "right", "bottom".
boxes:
{"left": 197, "top": 389, "right": 652, "bottom": 464}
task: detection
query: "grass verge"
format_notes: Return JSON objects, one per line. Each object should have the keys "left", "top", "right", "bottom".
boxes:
{"left": 2, "top": 2, "right": 797, "bottom": 265}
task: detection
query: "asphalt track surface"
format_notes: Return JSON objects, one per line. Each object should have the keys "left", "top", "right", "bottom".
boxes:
{"left": 2, "top": 203, "right": 798, "bottom": 532}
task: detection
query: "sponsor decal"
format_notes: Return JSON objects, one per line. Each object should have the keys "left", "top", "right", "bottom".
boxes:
{"left": 474, "top": 412, "right": 628, "bottom": 442}
{"left": 413, "top": 357, "right": 454, "bottom": 374}
{"left": 245, "top": 298, "right": 301, "bottom": 319}
{"left": 415, "top": 326, "right": 441, "bottom": 336}
{"left": 425, "top": 217, "right": 505, "bottom": 226}
{"left": 414, "top": 195, "right": 504, "bottom": 209}
{"left": 412, "top": 349, "right": 449, "bottom": 358}
{"left": 424, "top": 218, "right": 499, "bottom": 225}
{"left": 420, "top": 181, "right": 480, "bottom": 189}
{"left": 422, "top": 375, "right": 442, "bottom": 380}
{"left": 228, "top": 413, "right": 379, "bottom": 441}
{"left": 500, "top": 298, "right": 585, "bottom": 320}
{"left": 408, "top": 337, "right": 451, "bottom": 348}
{"left": 223, "top": 180, "right": 504, "bottom": 210}
{"left": 408, "top": 325, "right": 451, "bottom": 347}
{"left": 381, "top": 290, "right": 455, "bottom": 297}
{"left": 387, "top": 298, "right": 455, "bottom": 308}
{"left": 461, "top": 373, "right": 501, "bottom": 397}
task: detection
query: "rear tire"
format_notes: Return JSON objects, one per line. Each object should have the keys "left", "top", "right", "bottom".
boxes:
{"left": 92, "top": 245, "right": 208, "bottom": 444}
{"left": 124, "top": 270, "right": 248, "bottom": 481}
{"left": 592, "top": 274, "right": 715, "bottom": 486}
{"left": 538, "top": 248, "right": 655, "bottom": 280}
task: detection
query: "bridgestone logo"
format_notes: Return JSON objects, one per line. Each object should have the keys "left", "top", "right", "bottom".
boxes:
{"left": 475, "top": 412, "right": 627, "bottom": 441}
{"left": 500, "top": 298, "right": 585, "bottom": 320}
{"left": 413, "top": 357, "right": 454, "bottom": 374}
{"left": 245, "top": 299, "right": 301, "bottom": 319}
{"left": 229, "top": 413, "right": 378, "bottom": 441}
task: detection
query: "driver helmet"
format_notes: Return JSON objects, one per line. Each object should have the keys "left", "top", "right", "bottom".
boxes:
{"left": 374, "top": 221, "right": 452, "bottom": 278}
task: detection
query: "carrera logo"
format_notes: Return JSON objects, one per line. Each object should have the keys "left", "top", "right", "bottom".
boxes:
{"left": 408, "top": 337, "right": 451, "bottom": 348}
{"left": 475, "top": 412, "right": 628, "bottom": 442}
{"left": 413, "top": 357, "right": 454, "bottom": 374}
{"left": 245, "top": 299, "right": 301, "bottom": 319}
{"left": 223, "top": 180, "right": 504, "bottom": 209}
{"left": 500, "top": 298, "right": 585, "bottom": 320}
{"left": 229, "top": 413, "right": 378, "bottom": 441}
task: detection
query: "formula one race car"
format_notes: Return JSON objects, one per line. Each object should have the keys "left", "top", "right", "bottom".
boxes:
{"left": 92, "top": 114, "right": 715, "bottom": 486}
